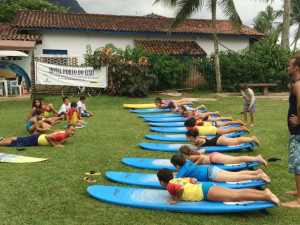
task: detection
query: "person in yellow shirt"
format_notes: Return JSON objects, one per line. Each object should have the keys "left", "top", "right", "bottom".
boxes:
{"left": 157, "top": 168, "right": 280, "bottom": 205}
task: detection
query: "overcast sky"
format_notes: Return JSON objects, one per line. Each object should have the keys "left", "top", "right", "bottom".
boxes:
{"left": 76, "top": 0, "right": 283, "bottom": 28}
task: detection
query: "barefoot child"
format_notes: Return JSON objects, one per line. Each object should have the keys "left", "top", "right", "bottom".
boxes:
{"left": 155, "top": 97, "right": 193, "bottom": 109}
{"left": 170, "top": 153, "right": 270, "bottom": 183}
{"left": 241, "top": 84, "right": 257, "bottom": 127}
{"left": 58, "top": 96, "right": 71, "bottom": 119}
{"left": 157, "top": 168, "right": 280, "bottom": 205}
{"left": 185, "top": 117, "right": 244, "bottom": 129}
{"left": 77, "top": 96, "right": 93, "bottom": 117}
{"left": 67, "top": 102, "right": 86, "bottom": 127}
{"left": 179, "top": 145, "right": 267, "bottom": 166}
{"left": 186, "top": 129, "right": 259, "bottom": 148}
{"left": 40, "top": 98, "right": 62, "bottom": 118}
{"left": 26, "top": 109, "right": 53, "bottom": 133}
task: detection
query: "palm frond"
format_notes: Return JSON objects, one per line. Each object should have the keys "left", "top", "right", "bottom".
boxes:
{"left": 218, "top": 0, "right": 242, "bottom": 32}
{"left": 153, "top": 0, "right": 179, "bottom": 8}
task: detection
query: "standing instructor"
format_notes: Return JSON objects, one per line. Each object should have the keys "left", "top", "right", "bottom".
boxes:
{"left": 282, "top": 57, "right": 300, "bottom": 208}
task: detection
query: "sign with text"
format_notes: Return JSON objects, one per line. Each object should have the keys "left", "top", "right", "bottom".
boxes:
{"left": 35, "top": 61, "right": 107, "bottom": 88}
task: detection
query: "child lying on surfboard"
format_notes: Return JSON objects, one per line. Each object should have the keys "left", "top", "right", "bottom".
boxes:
{"left": 179, "top": 145, "right": 267, "bottom": 166}
{"left": 169, "top": 104, "right": 206, "bottom": 114}
{"left": 185, "top": 117, "right": 244, "bottom": 128}
{"left": 185, "top": 129, "right": 259, "bottom": 149}
{"left": 154, "top": 97, "right": 193, "bottom": 109}
{"left": 157, "top": 167, "right": 280, "bottom": 205}
{"left": 170, "top": 153, "right": 270, "bottom": 183}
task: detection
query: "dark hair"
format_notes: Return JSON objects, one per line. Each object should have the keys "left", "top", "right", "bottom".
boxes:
{"left": 32, "top": 98, "right": 42, "bottom": 109}
{"left": 157, "top": 168, "right": 174, "bottom": 183}
{"left": 155, "top": 97, "right": 162, "bottom": 104}
{"left": 184, "top": 118, "right": 196, "bottom": 127}
{"left": 71, "top": 102, "right": 77, "bottom": 107}
{"left": 170, "top": 154, "right": 186, "bottom": 167}
{"left": 293, "top": 57, "right": 300, "bottom": 68}
{"left": 240, "top": 84, "right": 248, "bottom": 90}
{"left": 169, "top": 104, "right": 175, "bottom": 109}
{"left": 36, "top": 109, "right": 44, "bottom": 115}
{"left": 63, "top": 96, "right": 69, "bottom": 102}
{"left": 179, "top": 145, "right": 199, "bottom": 156}
{"left": 67, "top": 124, "right": 75, "bottom": 129}
{"left": 186, "top": 129, "right": 199, "bottom": 138}
{"left": 40, "top": 98, "right": 45, "bottom": 101}
{"left": 80, "top": 96, "right": 86, "bottom": 101}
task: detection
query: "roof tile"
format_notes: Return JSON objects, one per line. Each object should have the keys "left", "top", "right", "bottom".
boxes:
{"left": 13, "top": 10, "right": 264, "bottom": 36}
{"left": 0, "top": 23, "right": 42, "bottom": 41}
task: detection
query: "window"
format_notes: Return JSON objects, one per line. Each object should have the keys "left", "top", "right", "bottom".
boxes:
{"left": 43, "top": 49, "right": 68, "bottom": 55}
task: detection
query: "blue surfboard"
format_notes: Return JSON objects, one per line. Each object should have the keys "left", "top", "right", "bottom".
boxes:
{"left": 150, "top": 124, "right": 240, "bottom": 133}
{"left": 144, "top": 117, "right": 188, "bottom": 122}
{"left": 87, "top": 185, "right": 276, "bottom": 213}
{"left": 145, "top": 131, "right": 246, "bottom": 142}
{"left": 148, "top": 122, "right": 185, "bottom": 127}
{"left": 122, "top": 158, "right": 260, "bottom": 171}
{"left": 131, "top": 104, "right": 193, "bottom": 113}
{"left": 106, "top": 171, "right": 268, "bottom": 189}
{"left": 139, "top": 109, "right": 207, "bottom": 118}
{"left": 139, "top": 142, "right": 257, "bottom": 152}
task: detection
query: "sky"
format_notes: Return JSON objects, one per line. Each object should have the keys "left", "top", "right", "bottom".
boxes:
{"left": 76, "top": 0, "right": 283, "bottom": 28}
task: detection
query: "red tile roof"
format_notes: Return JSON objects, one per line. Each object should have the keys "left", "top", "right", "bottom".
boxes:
{"left": 13, "top": 10, "right": 264, "bottom": 37}
{"left": 134, "top": 40, "right": 206, "bottom": 56}
{"left": 0, "top": 23, "right": 42, "bottom": 41}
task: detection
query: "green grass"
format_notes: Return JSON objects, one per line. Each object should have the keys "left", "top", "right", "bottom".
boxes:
{"left": 0, "top": 92, "right": 298, "bottom": 225}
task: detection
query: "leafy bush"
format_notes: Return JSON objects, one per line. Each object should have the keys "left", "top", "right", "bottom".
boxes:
{"left": 84, "top": 44, "right": 193, "bottom": 94}
{"left": 84, "top": 44, "right": 157, "bottom": 97}
{"left": 195, "top": 37, "right": 291, "bottom": 92}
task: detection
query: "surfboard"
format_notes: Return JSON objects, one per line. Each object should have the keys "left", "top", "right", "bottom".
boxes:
{"left": 150, "top": 124, "right": 240, "bottom": 133}
{"left": 130, "top": 104, "right": 193, "bottom": 113}
{"left": 0, "top": 153, "right": 48, "bottom": 163}
{"left": 145, "top": 131, "right": 246, "bottom": 142}
{"left": 123, "top": 104, "right": 156, "bottom": 109}
{"left": 106, "top": 171, "right": 267, "bottom": 189}
{"left": 87, "top": 185, "right": 276, "bottom": 213}
{"left": 139, "top": 142, "right": 257, "bottom": 152}
{"left": 122, "top": 158, "right": 260, "bottom": 171}
{"left": 144, "top": 117, "right": 188, "bottom": 122}
{"left": 138, "top": 109, "right": 207, "bottom": 118}
{"left": 61, "top": 124, "right": 87, "bottom": 129}
{"left": 148, "top": 122, "right": 185, "bottom": 127}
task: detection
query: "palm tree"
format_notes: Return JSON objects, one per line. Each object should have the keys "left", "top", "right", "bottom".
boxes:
{"left": 281, "top": 0, "right": 291, "bottom": 50}
{"left": 253, "top": 5, "right": 282, "bottom": 35}
{"left": 153, "top": 0, "right": 242, "bottom": 93}
{"left": 290, "top": 0, "right": 300, "bottom": 51}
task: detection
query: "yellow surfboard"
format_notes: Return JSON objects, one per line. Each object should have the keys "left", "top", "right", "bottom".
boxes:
{"left": 0, "top": 153, "right": 48, "bottom": 163}
{"left": 123, "top": 104, "right": 156, "bottom": 109}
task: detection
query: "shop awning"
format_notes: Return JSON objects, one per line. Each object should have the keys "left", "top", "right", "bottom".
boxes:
{"left": 0, "top": 50, "right": 28, "bottom": 57}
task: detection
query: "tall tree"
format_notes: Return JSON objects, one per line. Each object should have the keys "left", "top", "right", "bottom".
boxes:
{"left": 153, "top": 0, "right": 242, "bottom": 93}
{"left": 253, "top": 5, "right": 282, "bottom": 35}
{"left": 0, "top": 0, "right": 67, "bottom": 23}
{"left": 281, "top": 0, "right": 291, "bottom": 50}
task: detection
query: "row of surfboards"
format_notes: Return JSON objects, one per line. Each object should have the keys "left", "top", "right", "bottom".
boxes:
{"left": 87, "top": 103, "right": 276, "bottom": 213}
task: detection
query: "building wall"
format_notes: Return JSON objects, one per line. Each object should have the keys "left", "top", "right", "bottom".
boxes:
{"left": 34, "top": 30, "right": 250, "bottom": 65}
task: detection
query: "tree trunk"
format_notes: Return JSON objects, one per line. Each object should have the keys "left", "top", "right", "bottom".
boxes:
{"left": 212, "top": 0, "right": 222, "bottom": 92}
{"left": 281, "top": 0, "right": 291, "bottom": 50}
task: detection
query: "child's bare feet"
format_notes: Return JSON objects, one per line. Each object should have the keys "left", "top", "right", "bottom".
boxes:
{"left": 242, "top": 126, "right": 250, "bottom": 133}
{"left": 286, "top": 191, "right": 297, "bottom": 195}
{"left": 265, "top": 188, "right": 280, "bottom": 205}
{"left": 252, "top": 136, "right": 260, "bottom": 147}
{"left": 257, "top": 155, "right": 268, "bottom": 167}
{"left": 237, "top": 120, "right": 245, "bottom": 126}
{"left": 260, "top": 174, "right": 271, "bottom": 183}
{"left": 250, "top": 124, "right": 254, "bottom": 127}
{"left": 244, "top": 122, "right": 248, "bottom": 127}
{"left": 257, "top": 169, "right": 269, "bottom": 179}
{"left": 281, "top": 200, "right": 300, "bottom": 208}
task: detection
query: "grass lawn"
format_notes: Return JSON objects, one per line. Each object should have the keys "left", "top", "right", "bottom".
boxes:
{"left": 0, "top": 91, "right": 298, "bottom": 225}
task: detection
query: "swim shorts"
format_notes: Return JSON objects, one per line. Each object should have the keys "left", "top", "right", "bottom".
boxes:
{"left": 10, "top": 133, "right": 40, "bottom": 147}
{"left": 288, "top": 135, "right": 300, "bottom": 174}
{"left": 243, "top": 100, "right": 257, "bottom": 113}
{"left": 201, "top": 182, "right": 214, "bottom": 200}
{"left": 207, "top": 166, "right": 222, "bottom": 181}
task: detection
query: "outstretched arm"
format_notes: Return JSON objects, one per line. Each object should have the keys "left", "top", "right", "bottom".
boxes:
{"left": 167, "top": 186, "right": 184, "bottom": 205}
{"left": 45, "top": 134, "right": 64, "bottom": 148}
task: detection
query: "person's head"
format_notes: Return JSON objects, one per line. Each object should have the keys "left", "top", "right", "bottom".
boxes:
{"left": 40, "top": 98, "right": 45, "bottom": 105}
{"left": 63, "top": 96, "right": 69, "bottom": 105}
{"left": 80, "top": 96, "right": 86, "bottom": 103}
{"left": 288, "top": 57, "right": 300, "bottom": 80}
{"left": 169, "top": 104, "right": 175, "bottom": 112}
{"left": 184, "top": 118, "right": 196, "bottom": 130}
{"left": 157, "top": 168, "right": 174, "bottom": 187}
{"left": 65, "top": 125, "right": 76, "bottom": 137}
{"left": 71, "top": 102, "right": 77, "bottom": 110}
{"left": 179, "top": 145, "right": 200, "bottom": 158}
{"left": 185, "top": 129, "right": 199, "bottom": 142}
{"left": 155, "top": 97, "right": 162, "bottom": 107}
{"left": 240, "top": 84, "right": 248, "bottom": 92}
{"left": 36, "top": 109, "right": 44, "bottom": 120}
{"left": 170, "top": 154, "right": 186, "bottom": 170}
{"left": 32, "top": 98, "right": 41, "bottom": 109}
